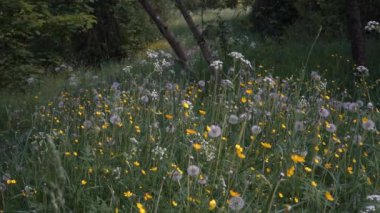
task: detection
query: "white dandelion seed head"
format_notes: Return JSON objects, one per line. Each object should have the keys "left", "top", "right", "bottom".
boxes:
{"left": 109, "top": 114, "right": 121, "bottom": 125}
{"left": 140, "top": 95, "right": 149, "bottom": 103}
{"left": 208, "top": 125, "right": 222, "bottom": 138}
{"left": 250, "top": 125, "right": 262, "bottom": 135}
{"left": 318, "top": 108, "right": 330, "bottom": 118}
{"left": 187, "top": 165, "right": 201, "bottom": 177}
{"left": 326, "top": 123, "right": 337, "bottom": 133}
{"left": 362, "top": 119, "right": 376, "bottom": 131}
{"left": 198, "top": 80, "right": 206, "bottom": 87}
{"left": 229, "top": 196, "right": 245, "bottom": 211}
{"left": 83, "top": 120, "right": 93, "bottom": 129}
{"left": 228, "top": 115, "right": 239, "bottom": 125}
{"left": 170, "top": 170, "right": 183, "bottom": 182}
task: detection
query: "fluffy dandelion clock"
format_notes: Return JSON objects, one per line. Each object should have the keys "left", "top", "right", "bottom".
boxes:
{"left": 109, "top": 114, "right": 121, "bottom": 125}
{"left": 208, "top": 125, "right": 222, "bottom": 138}
{"left": 250, "top": 125, "right": 262, "bottom": 135}
{"left": 318, "top": 108, "right": 330, "bottom": 118}
{"left": 228, "top": 115, "right": 239, "bottom": 125}
{"left": 187, "top": 165, "right": 201, "bottom": 177}
{"left": 326, "top": 123, "right": 337, "bottom": 133}
{"left": 362, "top": 118, "right": 376, "bottom": 131}
{"left": 170, "top": 171, "right": 183, "bottom": 182}
{"left": 229, "top": 196, "right": 245, "bottom": 211}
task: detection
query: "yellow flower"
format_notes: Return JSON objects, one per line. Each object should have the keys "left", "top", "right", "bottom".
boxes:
{"left": 171, "top": 200, "right": 178, "bottom": 207}
{"left": 192, "top": 143, "right": 202, "bottom": 151}
{"left": 241, "top": 96, "right": 247, "bottom": 103}
{"left": 311, "top": 181, "right": 318, "bottom": 187}
{"left": 182, "top": 101, "right": 190, "bottom": 109}
{"left": 186, "top": 129, "right": 197, "bottom": 135}
{"left": 165, "top": 114, "right": 173, "bottom": 120}
{"left": 347, "top": 166, "right": 353, "bottom": 174}
{"left": 81, "top": 179, "right": 87, "bottom": 185}
{"left": 286, "top": 166, "right": 295, "bottom": 177}
{"left": 133, "top": 161, "right": 140, "bottom": 167}
{"left": 245, "top": 89, "right": 253, "bottom": 94}
{"left": 325, "top": 191, "right": 334, "bottom": 201}
{"left": 199, "top": 109, "right": 206, "bottom": 115}
{"left": 209, "top": 199, "right": 217, "bottom": 210}
{"left": 291, "top": 154, "right": 305, "bottom": 163}
{"left": 6, "top": 179, "right": 17, "bottom": 185}
{"left": 229, "top": 190, "right": 240, "bottom": 197}
{"left": 136, "top": 203, "right": 146, "bottom": 213}
{"left": 304, "top": 166, "right": 312, "bottom": 172}
{"left": 124, "top": 191, "right": 134, "bottom": 198}
{"left": 144, "top": 193, "right": 153, "bottom": 201}
{"left": 149, "top": 167, "right": 158, "bottom": 172}
{"left": 235, "top": 144, "right": 246, "bottom": 159}
{"left": 261, "top": 142, "right": 272, "bottom": 149}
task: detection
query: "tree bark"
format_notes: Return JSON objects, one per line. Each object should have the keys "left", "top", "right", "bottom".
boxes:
{"left": 138, "top": 0, "right": 188, "bottom": 70}
{"left": 175, "top": 0, "right": 215, "bottom": 68}
{"left": 346, "top": 0, "right": 366, "bottom": 66}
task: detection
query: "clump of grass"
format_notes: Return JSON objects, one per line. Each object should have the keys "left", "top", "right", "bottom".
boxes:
{"left": 0, "top": 48, "right": 379, "bottom": 212}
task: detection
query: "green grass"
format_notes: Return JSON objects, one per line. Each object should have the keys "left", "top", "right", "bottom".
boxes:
{"left": 0, "top": 8, "right": 380, "bottom": 213}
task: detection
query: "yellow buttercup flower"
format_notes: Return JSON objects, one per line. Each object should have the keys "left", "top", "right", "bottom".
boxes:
{"left": 186, "top": 129, "right": 197, "bottom": 135}
{"left": 287, "top": 166, "right": 295, "bottom": 177}
{"left": 209, "top": 199, "right": 217, "bottom": 210}
{"left": 291, "top": 154, "right": 305, "bottom": 163}
{"left": 325, "top": 191, "right": 334, "bottom": 201}
{"left": 229, "top": 190, "right": 241, "bottom": 197}
{"left": 192, "top": 143, "right": 202, "bottom": 151}
{"left": 261, "top": 142, "right": 272, "bottom": 149}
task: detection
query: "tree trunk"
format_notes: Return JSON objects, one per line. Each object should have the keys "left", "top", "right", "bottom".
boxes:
{"left": 346, "top": 0, "right": 366, "bottom": 66}
{"left": 138, "top": 0, "right": 188, "bottom": 70}
{"left": 175, "top": 0, "right": 215, "bottom": 68}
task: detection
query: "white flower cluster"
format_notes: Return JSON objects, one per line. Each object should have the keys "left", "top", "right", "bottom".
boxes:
{"left": 365, "top": 21, "right": 380, "bottom": 33}
{"left": 228, "top": 51, "right": 252, "bottom": 69}
{"left": 355, "top": 65, "right": 369, "bottom": 76}
{"left": 210, "top": 60, "right": 223, "bottom": 71}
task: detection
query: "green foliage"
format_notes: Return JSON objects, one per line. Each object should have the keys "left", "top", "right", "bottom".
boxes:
{"left": 250, "top": 0, "right": 299, "bottom": 36}
{"left": 0, "top": 0, "right": 96, "bottom": 89}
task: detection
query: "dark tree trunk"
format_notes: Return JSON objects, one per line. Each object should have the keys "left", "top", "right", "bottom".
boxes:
{"left": 138, "top": 0, "right": 188, "bottom": 71}
{"left": 175, "top": 0, "right": 215, "bottom": 71}
{"left": 346, "top": 0, "right": 366, "bottom": 66}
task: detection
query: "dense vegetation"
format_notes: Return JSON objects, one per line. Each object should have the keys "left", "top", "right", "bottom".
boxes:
{"left": 0, "top": 0, "right": 379, "bottom": 212}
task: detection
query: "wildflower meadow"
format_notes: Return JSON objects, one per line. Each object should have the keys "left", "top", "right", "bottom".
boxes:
{"left": 1, "top": 2, "right": 380, "bottom": 213}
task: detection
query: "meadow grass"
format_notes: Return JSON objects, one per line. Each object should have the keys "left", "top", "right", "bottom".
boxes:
{"left": 0, "top": 8, "right": 380, "bottom": 213}
{"left": 0, "top": 48, "right": 379, "bottom": 212}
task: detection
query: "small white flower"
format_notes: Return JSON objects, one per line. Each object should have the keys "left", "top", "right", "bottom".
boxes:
{"left": 210, "top": 60, "right": 223, "bottom": 70}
